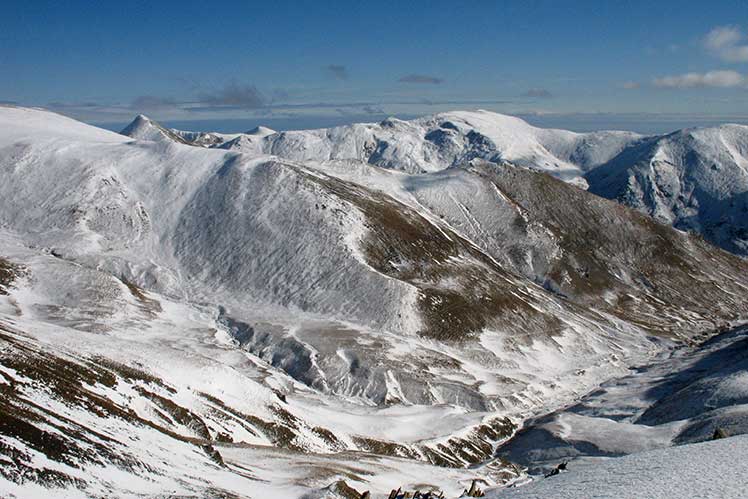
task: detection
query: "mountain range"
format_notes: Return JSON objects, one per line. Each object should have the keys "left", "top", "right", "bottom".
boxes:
{"left": 124, "top": 109, "right": 748, "bottom": 257}
{"left": 0, "top": 105, "right": 747, "bottom": 498}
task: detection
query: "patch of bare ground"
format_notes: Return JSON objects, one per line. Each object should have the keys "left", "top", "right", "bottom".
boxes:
{"left": 469, "top": 161, "right": 748, "bottom": 337}
{"left": 121, "top": 278, "right": 163, "bottom": 318}
{"left": 0, "top": 256, "right": 25, "bottom": 295}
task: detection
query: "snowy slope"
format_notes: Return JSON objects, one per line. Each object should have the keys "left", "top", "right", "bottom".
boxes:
{"left": 2, "top": 106, "right": 748, "bottom": 497}
{"left": 0, "top": 105, "right": 127, "bottom": 144}
{"left": 0, "top": 235, "right": 521, "bottom": 498}
{"left": 490, "top": 435, "right": 748, "bottom": 499}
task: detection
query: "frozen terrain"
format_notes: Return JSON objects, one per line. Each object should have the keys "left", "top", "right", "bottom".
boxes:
{"left": 124, "top": 110, "right": 639, "bottom": 184}
{"left": 497, "top": 325, "right": 748, "bottom": 471}
{"left": 0, "top": 105, "right": 747, "bottom": 498}
{"left": 490, "top": 435, "right": 748, "bottom": 499}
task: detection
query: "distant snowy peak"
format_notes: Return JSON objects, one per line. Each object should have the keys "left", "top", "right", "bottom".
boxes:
{"left": 251, "top": 110, "right": 641, "bottom": 184}
{"left": 246, "top": 125, "right": 276, "bottom": 136}
{"left": 411, "top": 110, "right": 640, "bottom": 178}
{"left": 586, "top": 123, "right": 748, "bottom": 255}
{"left": 120, "top": 114, "right": 226, "bottom": 147}
{"left": 120, "top": 114, "right": 170, "bottom": 142}
{"left": 218, "top": 134, "right": 265, "bottom": 155}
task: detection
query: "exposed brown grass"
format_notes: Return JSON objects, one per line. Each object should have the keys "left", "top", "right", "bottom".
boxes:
{"left": 0, "top": 257, "right": 24, "bottom": 295}
{"left": 297, "top": 166, "right": 561, "bottom": 343}
{"left": 121, "top": 278, "right": 163, "bottom": 318}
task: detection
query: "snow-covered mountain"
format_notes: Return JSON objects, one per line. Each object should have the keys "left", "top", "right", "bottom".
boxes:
{"left": 123, "top": 111, "right": 748, "bottom": 257}
{"left": 121, "top": 114, "right": 230, "bottom": 147}
{"left": 1, "top": 105, "right": 748, "bottom": 498}
{"left": 123, "top": 110, "right": 639, "bottom": 184}
{"left": 586, "top": 125, "right": 748, "bottom": 256}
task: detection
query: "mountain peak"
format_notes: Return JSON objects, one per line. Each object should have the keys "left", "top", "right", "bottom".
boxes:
{"left": 120, "top": 114, "right": 158, "bottom": 137}
{"left": 119, "top": 114, "right": 194, "bottom": 145}
{"left": 245, "top": 125, "right": 276, "bottom": 137}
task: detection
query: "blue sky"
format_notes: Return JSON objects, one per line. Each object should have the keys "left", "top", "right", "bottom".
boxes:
{"left": 2, "top": 0, "right": 748, "bottom": 132}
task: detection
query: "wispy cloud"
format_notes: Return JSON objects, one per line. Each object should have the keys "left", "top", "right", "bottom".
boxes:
{"left": 398, "top": 74, "right": 444, "bottom": 84}
{"left": 196, "top": 82, "right": 266, "bottom": 109}
{"left": 522, "top": 88, "right": 553, "bottom": 98}
{"left": 131, "top": 95, "right": 178, "bottom": 110}
{"left": 47, "top": 101, "right": 101, "bottom": 109}
{"left": 324, "top": 64, "right": 349, "bottom": 80}
{"left": 653, "top": 70, "right": 744, "bottom": 88}
{"left": 704, "top": 26, "right": 748, "bottom": 63}
{"left": 362, "top": 105, "right": 385, "bottom": 115}
{"left": 621, "top": 81, "right": 641, "bottom": 89}
{"left": 270, "top": 88, "right": 290, "bottom": 102}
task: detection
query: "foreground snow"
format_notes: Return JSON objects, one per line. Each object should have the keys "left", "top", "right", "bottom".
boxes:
{"left": 490, "top": 435, "right": 748, "bottom": 499}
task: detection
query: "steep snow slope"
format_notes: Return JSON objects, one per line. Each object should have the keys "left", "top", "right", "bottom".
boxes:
{"left": 417, "top": 162, "right": 747, "bottom": 329}
{"left": 306, "top": 159, "right": 748, "bottom": 338}
{"left": 586, "top": 125, "right": 748, "bottom": 256}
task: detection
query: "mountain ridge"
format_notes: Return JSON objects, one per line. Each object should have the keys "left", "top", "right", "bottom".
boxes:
{"left": 120, "top": 110, "right": 748, "bottom": 257}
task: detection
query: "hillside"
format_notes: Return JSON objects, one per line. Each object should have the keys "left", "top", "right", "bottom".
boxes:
{"left": 497, "top": 325, "right": 748, "bottom": 472}
{"left": 491, "top": 325, "right": 748, "bottom": 497}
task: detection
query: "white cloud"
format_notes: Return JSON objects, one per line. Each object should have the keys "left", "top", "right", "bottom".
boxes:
{"left": 653, "top": 70, "right": 744, "bottom": 88}
{"left": 704, "top": 26, "right": 748, "bottom": 63}
{"left": 621, "top": 81, "right": 640, "bottom": 89}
